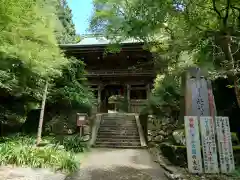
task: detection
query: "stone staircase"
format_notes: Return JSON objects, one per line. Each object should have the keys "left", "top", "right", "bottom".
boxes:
{"left": 94, "top": 114, "right": 143, "bottom": 148}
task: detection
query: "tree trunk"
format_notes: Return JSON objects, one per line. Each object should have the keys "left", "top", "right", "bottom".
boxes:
{"left": 36, "top": 81, "right": 48, "bottom": 146}
{"left": 224, "top": 34, "right": 240, "bottom": 108}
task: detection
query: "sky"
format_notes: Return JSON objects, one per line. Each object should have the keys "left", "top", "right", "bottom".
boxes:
{"left": 67, "top": 0, "right": 94, "bottom": 35}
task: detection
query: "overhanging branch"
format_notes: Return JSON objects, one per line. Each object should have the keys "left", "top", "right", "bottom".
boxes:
{"left": 212, "top": 0, "right": 223, "bottom": 19}
{"left": 223, "top": 0, "right": 231, "bottom": 28}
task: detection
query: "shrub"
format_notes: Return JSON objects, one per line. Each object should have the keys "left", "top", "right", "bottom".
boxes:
{"left": 0, "top": 135, "right": 79, "bottom": 173}
{"left": 159, "top": 143, "right": 240, "bottom": 168}
{"left": 62, "top": 135, "right": 88, "bottom": 153}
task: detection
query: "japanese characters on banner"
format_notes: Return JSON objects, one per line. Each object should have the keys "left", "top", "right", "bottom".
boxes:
{"left": 190, "top": 78, "right": 210, "bottom": 117}
{"left": 215, "top": 117, "right": 235, "bottom": 173}
{"left": 199, "top": 116, "right": 219, "bottom": 173}
{"left": 185, "top": 116, "right": 203, "bottom": 173}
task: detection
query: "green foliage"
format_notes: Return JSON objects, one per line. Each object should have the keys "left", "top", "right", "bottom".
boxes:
{"left": 0, "top": 0, "right": 68, "bottom": 78}
{"left": 0, "top": 135, "right": 79, "bottom": 172}
{"left": 108, "top": 95, "right": 128, "bottom": 112}
{"left": 56, "top": 0, "right": 80, "bottom": 44}
{"left": 90, "top": 0, "right": 240, "bottom": 116}
{"left": 62, "top": 135, "right": 88, "bottom": 153}
{"left": 48, "top": 57, "right": 95, "bottom": 111}
{"left": 0, "top": 0, "right": 72, "bottom": 123}
{"left": 0, "top": 0, "right": 93, "bottom": 125}
{"left": 146, "top": 74, "right": 180, "bottom": 119}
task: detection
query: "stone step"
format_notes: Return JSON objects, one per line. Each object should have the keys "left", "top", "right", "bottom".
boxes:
{"left": 93, "top": 144, "right": 143, "bottom": 148}
{"left": 101, "top": 124, "right": 136, "bottom": 127}
{"left": 98, "top": 129, "right": 138, "bottom": 132}
{"left": 102, "top": 115, "right": 126, "bottom": 117}
{"left": 100, "top": 124, "right": 137, "bottom": 127}
{"left": 98, "top": 128, "right": 138, "bottom": 133}
{"left": 101, "top": 122, "right": 136, "bottom": 125}
{"left": 95, "top": 141, "right": 141, "bottom": 147}
{"left": 100, "top": 126, "right": 137, "bottom": 128}
{"left": 99, "top": 127, "right": 137, "bottom": 130}
{"left": 102, "top": 118, "right": 133, "bottom": 121}
{"left": 102, "top": 119, "right": 135, "bottom": 121}
{"left": 98, "top": 132, "right": 139, "bottom": 137}
{"left": 98, "top": 130, "right": 139, "bottom": 134}
{"left": 96, "top": 138, "right": 140, "bottom": 143}
{"left": 101, "top": 121, "right": 136, "bottom": 124}
{"left": 97, "top": 134, "right": 140, "bottom": 139}
{"left": 96, "top": 137, "right": 140, "bottom": 140}
{"left": 102, "top": 117, "right": 134, "bottom": 119}
{"left": 102, "top": 118, "right": 134, "bottom": 120}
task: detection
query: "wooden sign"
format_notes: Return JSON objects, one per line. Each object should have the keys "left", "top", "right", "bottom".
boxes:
{"left": 215, "top": 117, "right": 235, "bottom": 173}
{"left": 199, "top": 116, "right": 219, "bottom": 173}
{"left": 77, "top": 116, "right": 86, "bottom": 126}
{"left": 183, "top": 67, "right": 211, "bottom": 118}
{"left": 185, "top": 116, "right": 203, "bottom": 173}
{"left": 191, "top": 78, "right": 210, "bottom": 117}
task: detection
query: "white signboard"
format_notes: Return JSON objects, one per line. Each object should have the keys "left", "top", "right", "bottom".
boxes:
{"left": 78, "top": 116, "right": 85, "bottom": 121}
{"left": 215, "top": 116, "right": 235, "bottom": 173}
{"left": 185, "top": 116, "right": 203, "bottom": 173}
{"left": 199, "top": 116, "right": 219, "bottom": 173}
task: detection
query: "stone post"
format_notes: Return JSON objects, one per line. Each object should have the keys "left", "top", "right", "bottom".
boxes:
{"left": 180, "top": 67, "right": 215, "bottom": 123}
{"left": 146, "top": 84, "right": 150, "bottom": 99}
{"left": 97, "top": 85, "right": 102, "bottom": 112}
{"left": 127, "top": 84, "right": 131, "bottom": 112}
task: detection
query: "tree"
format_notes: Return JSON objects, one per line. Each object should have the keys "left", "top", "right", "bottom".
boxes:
{"left": 48, "top": 57, "right": 95, "bottom": 113}
{"left": 90, "top": 0, "right": 240, "bottom": 109}
{"left": 36, "top": 81, "right": 48, "bottom": 145}
{"left": 0, "top": 0, "right": 68, "bottom": 125}
{"left": 56, "top": 0, "right": 80, "bottom": 44}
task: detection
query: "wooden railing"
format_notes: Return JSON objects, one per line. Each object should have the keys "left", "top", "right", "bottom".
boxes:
{"left": 86, "top": 69, "right": 155, "bottom": 77}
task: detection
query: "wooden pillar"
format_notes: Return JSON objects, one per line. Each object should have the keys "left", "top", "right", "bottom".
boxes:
{"left": 98, "top": 85, "right": 102, "bottom": 112}
{"left": 127, "top": 84, "right": 131, "bottom": 112}
{"left": 146, "top": 84, "right": 150, "bottom": 99}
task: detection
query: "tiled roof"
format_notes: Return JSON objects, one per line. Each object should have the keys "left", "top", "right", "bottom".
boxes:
{"left": 60, "top": 36, "right": 143, "bottom": 46}
{"left": 78, "top": 37, "right": 141, "bottom": 45}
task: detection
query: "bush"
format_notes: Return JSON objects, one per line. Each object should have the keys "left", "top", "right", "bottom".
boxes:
{"left": 43, "top": 135, "right": 88, "bottom": 153}
{"left": 160, "top": 142, "right": 187, "bottom": 167}
{"left": 160, "top": 143, "right": 240, "bottom": 168}
{"left": 0, "top": 135, "right": 79, "bottom": 173}
{"left": 62, "top": 135, "right": 88, "bottom": 153}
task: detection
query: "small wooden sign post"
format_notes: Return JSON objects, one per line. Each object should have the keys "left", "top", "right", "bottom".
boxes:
{"left": 76, "top": 113, "right": 88, "bottom": 137}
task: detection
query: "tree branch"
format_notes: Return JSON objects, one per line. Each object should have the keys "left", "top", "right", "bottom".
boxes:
{"left": 212, "top": 0, "right": 222, "bottom": 19}
{"left": 184, "top": 5, "right": 205, "bottom": 32}
{"left": 231, "top": 6, "right": 240, "bottom": 28}
{"left": 223, "top": 0, "right": 231, "bottom": 28}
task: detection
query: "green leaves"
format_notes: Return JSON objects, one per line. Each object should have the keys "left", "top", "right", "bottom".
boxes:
{"left": 48, "top": 57, "right": 95, "bottom": 111}
{"left": 0, "top": 135, "right": 79, "bottom": 172}
{"left": 0, "top": 0, "right": 68, "bottom": 78}
{"left": 56, "top": 0, "right": 80, "bottom": 44}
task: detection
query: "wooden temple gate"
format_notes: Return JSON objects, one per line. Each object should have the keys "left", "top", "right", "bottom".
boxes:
{"left": 60, "top": 37, "right": 155, "bottom": 113}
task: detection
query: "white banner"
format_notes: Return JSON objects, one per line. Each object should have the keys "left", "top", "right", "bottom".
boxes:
{"left": 215, "top": 116, "right": 235, "bottom": 173}
{"left": 185, "top": 116, "right": 203, "bottom": 173}
{"left": 199, "top": 116, "right": 219, "bottom": 173}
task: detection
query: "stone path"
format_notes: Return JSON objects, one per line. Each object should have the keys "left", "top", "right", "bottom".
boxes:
{"left": 0, "top": 166, "right": 65, "bottom": 180}
{"left": 65, "top": 148, "right": 167, "bottom": 180}
{"left": 0, "top": 149, "right": 167, "bottom": 180}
